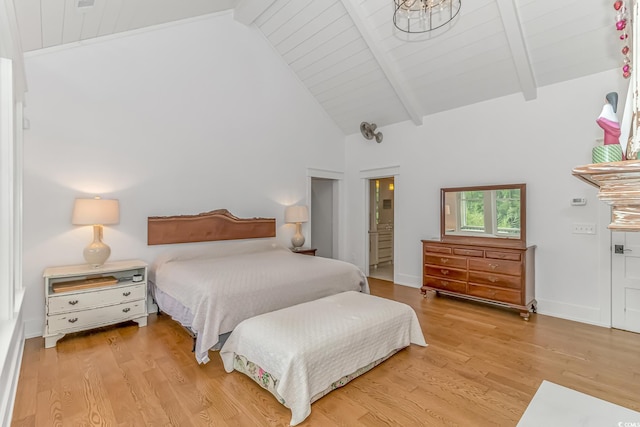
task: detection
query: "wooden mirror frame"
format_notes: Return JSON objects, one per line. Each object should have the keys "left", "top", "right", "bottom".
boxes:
{"left": 440, "top": 183, "right": 527, "bottom": 249}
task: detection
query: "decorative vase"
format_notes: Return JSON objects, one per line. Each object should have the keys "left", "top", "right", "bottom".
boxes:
{"left": 592, "top": 144, "right": 623, "bottom": 163}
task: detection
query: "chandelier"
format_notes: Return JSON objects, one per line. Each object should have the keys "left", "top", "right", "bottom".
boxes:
{"left": 393, "top": 0, "right": 462, "bottom": 34}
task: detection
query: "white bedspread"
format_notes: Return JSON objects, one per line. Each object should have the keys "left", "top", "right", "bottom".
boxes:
{"left": 220, "top": 291, "right": 427, "bottom": 425}
{"left": 151, "top": 242, "right": 368, "bottom": 363}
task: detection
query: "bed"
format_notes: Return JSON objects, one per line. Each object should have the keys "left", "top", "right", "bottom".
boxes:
{"left": 147, "top": 209, "right": 369, "bottom": 364}
{"left": 220, "top": 291, "right": 427, "bottom": 425}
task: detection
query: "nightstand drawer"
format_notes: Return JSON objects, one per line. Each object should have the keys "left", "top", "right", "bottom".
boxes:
{"left": 48, "top": 300, "right": 146, "bottom": 333}
{"left": 48, "top": 283, "right": 146, "bottom": 314}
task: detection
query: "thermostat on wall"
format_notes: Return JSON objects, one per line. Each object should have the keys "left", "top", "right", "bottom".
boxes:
{"left": 571, "top": 198, "right": 587, "bottom": 206}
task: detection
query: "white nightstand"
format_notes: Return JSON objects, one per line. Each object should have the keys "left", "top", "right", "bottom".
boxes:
{"left": 43, "top": 259, "right": 148, "bottom": 348}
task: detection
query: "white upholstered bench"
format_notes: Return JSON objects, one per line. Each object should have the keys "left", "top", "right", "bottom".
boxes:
{"left": 219, "top": 291, "right": 427, "bottom": 425}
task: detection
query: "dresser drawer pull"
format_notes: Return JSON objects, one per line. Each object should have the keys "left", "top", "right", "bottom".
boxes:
{"left": 489, "top": 263, "right": 499, "bottom": 270}
{"left": 488, "top": 290, "right": 496, "bottom": 297}
{"left": 68, "top": 318, "right": 78, "bottom": 323}
{"left": 440, "top": 281, "right": 449, "bottom": 287}
{"left": 123, "top": 292, "right": 131, "bottom": 297}
{"left": 440, "top": 258, "right": 449, "bottom": 264}
{"left": 488, "top": 276, "right": 498, "bottom": 283}
{"left": 441, "top": 269, "right": 450, "bottom": 275}
{"left": 122, "top": 308, "right": 131, "bottom": 313}
{"left": 68, "top": 300, "right": 79, "bottom": 305}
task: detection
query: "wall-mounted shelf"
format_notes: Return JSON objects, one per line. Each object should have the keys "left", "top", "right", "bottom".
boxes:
{"left": 572, "top": 160, "right": 640, "bottom": 231}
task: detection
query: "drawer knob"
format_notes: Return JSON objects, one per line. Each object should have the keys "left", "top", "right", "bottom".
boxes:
{"left": 440, "top": 281, "right": 448, "bottom": 287}
{"left": 68, "top": 300, "right": 79, "bottom": 305}
{"left": 488, "top": 276, "right": 498, "bottom": 283}
{"left": 68, "top": 318, "right": 78, "bottom": 323}
{"left": 440, "top": 269, "right": 449, "bottom": 275}
{"left": 440, "top": 258, "right": 449, "bottom": 264}
{"left": 122, "top": 307, "right": 131, "bottom": 313}
{"left": 123, "top": 291, "right": 131, "bottom": 297}
{"left": 489, "top": 263, "right": 499, "bottom": 270}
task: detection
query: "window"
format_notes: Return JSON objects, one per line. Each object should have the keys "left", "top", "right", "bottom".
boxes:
{"left": 458, "top": 190, "right": 520, "bottom": 238}
{"left": 0, "top": 57, "right": 22, "bottom": 319}
{"left": 459, "top": 190, "right": 486, "bottom": 233}
{"left": 0, "top": 57, "right": 14, "bottom": 320}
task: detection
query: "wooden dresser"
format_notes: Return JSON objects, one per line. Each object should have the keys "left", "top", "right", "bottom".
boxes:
{"left": 421, "top": 239, "right": 536, "bottom": 319}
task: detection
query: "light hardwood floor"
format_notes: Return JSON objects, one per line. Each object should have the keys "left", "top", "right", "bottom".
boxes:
{"left": 11, "top": 278, "right": 640, "bottom": 426}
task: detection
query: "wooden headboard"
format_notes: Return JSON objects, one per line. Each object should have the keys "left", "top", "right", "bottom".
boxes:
{"left": 147, "top": 209, "right": 276, "bottom": 245}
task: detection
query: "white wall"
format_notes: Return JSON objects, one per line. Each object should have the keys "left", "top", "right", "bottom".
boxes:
{"left": 21, "top": 12, "right": 346, "bottom": 337}
{"left": 344, "top": 68, "right": 627, "bottom": 326}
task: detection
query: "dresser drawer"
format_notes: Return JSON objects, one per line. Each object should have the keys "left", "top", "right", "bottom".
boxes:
{"left": 424, "top": 245, "right": 451, "bottom": 255}
{"left": 467, "top": 284, "right": 521, "bottom": 304}
{"left": 379, "top": 247, "right": 393, "bottom": 258}
{"left": 48, "top": 283, "right": 146, "bottom": 315}
{"left": 468, "top": 258, "right": 521, "bottom": 276}
{"left": 485, "top": 250, "right": 521, "bottom": 261}
{"left": 425, "top": 265, "right": 467, "bottom": 281}
{"left": 47, "top": 300, "right": 146, "bottom": 333}
{"left": 453, "top": 247, "right": 484, "bottom": 257}
{"left": 424, "top": 276, "right": 467, "bottom": 293}
{"left": 425, "top": 254, "right": 467, "bottom": 269}
{"left": 379, "top": 233, "right": 393, "bottom": 244}
{"left": 469, "top": 271, "right": 522, "bottom": 290}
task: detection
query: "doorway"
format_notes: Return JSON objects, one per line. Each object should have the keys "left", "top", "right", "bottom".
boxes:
{"left": 368, "top": 177, "right": 394, "bottom": 281}
{"left": 310, "top": 177, "right": 338, "bottom": 258}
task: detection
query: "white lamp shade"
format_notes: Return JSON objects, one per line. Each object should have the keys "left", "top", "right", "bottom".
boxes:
{"left": 285, "top": 205, "right": 309, "bottom": 223}
{"left": 72, "top": 198, "right": 120, "bottom": 225}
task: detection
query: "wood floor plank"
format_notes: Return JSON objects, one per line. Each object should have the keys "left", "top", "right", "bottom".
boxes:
{"left": 11, "top": 277, "right": 640, "bottom": 426}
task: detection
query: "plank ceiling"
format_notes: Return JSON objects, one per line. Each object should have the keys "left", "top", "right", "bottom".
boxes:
{"left": 13, "top": 0, "right": 622, "bottom": 134}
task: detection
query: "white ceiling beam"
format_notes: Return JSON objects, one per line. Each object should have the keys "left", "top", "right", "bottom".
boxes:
{"left": 496, "top": 0, "right": 537, "bottom": 101}
{"left": 339, "top": 0, "right": 422, "bottom": 126}
{"left": 233, "top": 0, "right": 276, "bottom": 26}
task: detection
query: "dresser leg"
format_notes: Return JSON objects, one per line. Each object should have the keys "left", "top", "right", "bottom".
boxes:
{"left": 133, "top": 316, "right": 147, "bottom": 327}
{"left": 520, "top": 311, "right": 530, "bottom": 320}
{"left": 44, "top": 334, "right": 65, "bottom": 348}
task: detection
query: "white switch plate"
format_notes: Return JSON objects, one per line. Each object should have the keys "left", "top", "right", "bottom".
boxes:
{"left": 573, "top": 223, "right": 596, "bottom": 234}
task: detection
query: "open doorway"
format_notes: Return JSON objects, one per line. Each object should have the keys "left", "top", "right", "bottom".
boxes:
{"left": 310, "top": 177, "right": 339, "bottom": 258}
{"left": 368, "top": 177, "right": 394, "bottom": 282}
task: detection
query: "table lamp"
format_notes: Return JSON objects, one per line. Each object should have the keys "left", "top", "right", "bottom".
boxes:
{"left": 285, "top": 205, "right": 309, "bottom": 249}
{"left": 72, "top": 197, "right": 119, "bottom": 267}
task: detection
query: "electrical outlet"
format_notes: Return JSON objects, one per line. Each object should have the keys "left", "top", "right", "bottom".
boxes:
{"left": 573, "top": 223, "right": 596, "bottom": 234}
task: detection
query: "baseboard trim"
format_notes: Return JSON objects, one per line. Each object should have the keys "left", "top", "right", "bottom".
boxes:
{"left": 0, "top": 311, "right": 25, "bottom": 426}
{"left": 535, "top": 297, "right": 609, "bottom": 328}
{"left": 394, "top": 273, "right": 421, "bottom": 288}
{"left": 24, "top": 318, "right": 43, "bottom": 339}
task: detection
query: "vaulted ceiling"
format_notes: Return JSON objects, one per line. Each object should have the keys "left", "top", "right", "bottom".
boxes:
{"left": 13, "top": 0, "right": 622, "bottom": 134}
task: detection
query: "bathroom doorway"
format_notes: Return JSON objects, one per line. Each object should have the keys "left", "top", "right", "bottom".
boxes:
{"left": 368, "top": 177, "right": 394, "bottom": 282}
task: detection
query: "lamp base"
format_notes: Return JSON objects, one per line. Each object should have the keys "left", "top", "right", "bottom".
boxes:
{"left": 84, "top": 225, "right": 111, "bottom": 268}
{"left": 291, "top": 222, "right": 305, "bottom": 248}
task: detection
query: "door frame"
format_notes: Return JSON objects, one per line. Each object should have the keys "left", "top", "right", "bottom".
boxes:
{"left": 598, "top": 201, "right": 613, "bottom": 327}
{"left": 360, "top": 166, "right": 400, "bottom": 279}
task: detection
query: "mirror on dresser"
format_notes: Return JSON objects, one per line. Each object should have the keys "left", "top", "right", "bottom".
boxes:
{"left": 422, "top": 183, "right": 535, "bottom": 319}
{"left": 441, "top": 183, "right": 526, "bottom": 248}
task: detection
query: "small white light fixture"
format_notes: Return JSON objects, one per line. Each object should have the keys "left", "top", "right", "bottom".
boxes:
{"left": 72, "top": 197, "right": 119, "bottom": 267}
{"left": 285, "top": 205, "right": 309, "bottom": 249}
